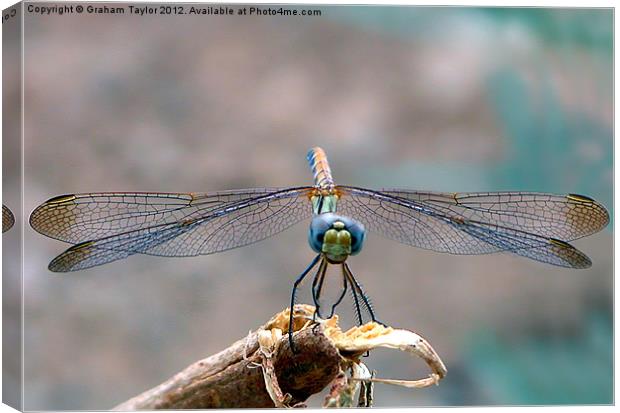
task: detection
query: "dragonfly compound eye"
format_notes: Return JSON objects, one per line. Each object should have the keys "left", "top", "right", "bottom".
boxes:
{"left": 347, "top": 220, "right": 365, "bottom": 255}
{"left": 308, "top": 213, "right": 366, "bottom": 262}
{"left": 308, "top": 214, "right": 333, "bottom": 253}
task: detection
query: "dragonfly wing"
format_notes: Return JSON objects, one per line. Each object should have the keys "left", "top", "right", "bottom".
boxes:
{"left": 336, "top": 187, "right": 502, "bottom": 254}
{"left": 379, "top": 190, "right": 609, "bottom": 241}
{"left": 30, "top": 188, "right": 308, "bottom": 244}
{"left": 143, "top": 187, "right": 314, "bottom": 256}
{"left": 3, "top": 205, "right": 15, "bottom": 233}
{"left": 36, "top": 187, "right": 314, "bottom": 272}
{"left": 48, "top": 222, "right": 188, "bottom": 271}
{"left": 453, "top": 218, "right": 592, "bottom": 268}
{"left": 336, "top": 187, "right": 607, "bottom": 268}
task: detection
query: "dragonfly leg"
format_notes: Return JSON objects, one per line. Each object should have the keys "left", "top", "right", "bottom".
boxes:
{"left": 343, "top": 263, "right": 383, "bottom": 357}
{"left": 289, "top": 254, "right": 322, "bottom": 354}
{"left": 311, "top": 258, "right": 328, "bottom": 320}
{"left": 327, "top": 268, "right": 348, "bottom": 319}
{"left": 343, "top": 264, "right": 364, "bottom": 326}
{"left": 343, "top": 262, "right": 382, "bottom": 325}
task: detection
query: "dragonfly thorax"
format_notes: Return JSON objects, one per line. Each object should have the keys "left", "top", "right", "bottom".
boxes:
{"left": 308, "top": 213, "right": 365, "bottom": 263}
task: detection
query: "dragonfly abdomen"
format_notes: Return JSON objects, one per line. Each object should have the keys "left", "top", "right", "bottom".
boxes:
{"left": 307, "top": 147, "right": 335, "bottom": 190}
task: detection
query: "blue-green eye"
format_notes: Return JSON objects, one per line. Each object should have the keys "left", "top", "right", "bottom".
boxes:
{"left": 308, "top": 214, "right": 331, "bottom": 253}
{"left": 348, "top": 222, "right": 365, "bottom": 255}
{"left": 308, "top": 213, "right": 366, "bottom": 255}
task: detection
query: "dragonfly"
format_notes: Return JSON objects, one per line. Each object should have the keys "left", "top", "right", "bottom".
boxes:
{"left": 30, "top": 147, "right": 609, "bottom": 349}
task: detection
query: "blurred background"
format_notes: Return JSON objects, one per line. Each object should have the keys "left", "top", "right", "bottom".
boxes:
{"left": 10, "top": 4, "right": 613, "bottom": 409}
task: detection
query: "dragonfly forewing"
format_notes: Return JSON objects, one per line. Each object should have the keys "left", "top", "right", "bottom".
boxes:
{"left": 30, "top": 188, "right": 314, "bottom": 244}
{"left": 381, "top": 190, "right": 609, "bottom": 240}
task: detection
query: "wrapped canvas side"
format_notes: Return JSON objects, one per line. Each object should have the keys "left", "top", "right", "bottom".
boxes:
{"left": 3, "top": 2, "right": 23, "bottom": 410}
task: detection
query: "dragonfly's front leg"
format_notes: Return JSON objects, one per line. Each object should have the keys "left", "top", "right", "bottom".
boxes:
{"left": 342, "top": 262, "right": 385, "bottom": 327}
{"left": 311, "top": 258, "right": 329, "bottom": 320}
{"left": 289, "top": 254, "right": 322, "bottom": 353}
{"left": 326, "top": 271, "right": 348, "bottom": 319}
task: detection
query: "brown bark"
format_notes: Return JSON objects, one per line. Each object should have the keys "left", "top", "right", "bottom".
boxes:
{"left": 114, "top": 306, "right": 341, "bottom": 409}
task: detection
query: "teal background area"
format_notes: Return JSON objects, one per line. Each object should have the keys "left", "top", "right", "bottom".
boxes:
{"left": 329, "top": 8, "right": 613, "bottom": 406}
{"left": 19, "top": 5, "right": 612, "bottom": 408}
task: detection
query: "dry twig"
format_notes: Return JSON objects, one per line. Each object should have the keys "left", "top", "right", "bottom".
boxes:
{"left": 114, "top": 304, "right": 446, "bottom": 409}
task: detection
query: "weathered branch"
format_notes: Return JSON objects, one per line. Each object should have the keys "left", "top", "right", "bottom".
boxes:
{"left": 114, "top": 305, "right": 447, "bottom": 409}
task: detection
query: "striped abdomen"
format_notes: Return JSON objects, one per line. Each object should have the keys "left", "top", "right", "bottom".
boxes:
{"left": 307, "top": 147, "right": 335, "bottom": 189}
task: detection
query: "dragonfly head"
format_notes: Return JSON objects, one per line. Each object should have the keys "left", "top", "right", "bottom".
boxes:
{"left": 308, "top": 213, "right": 365, "bottom": 263}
